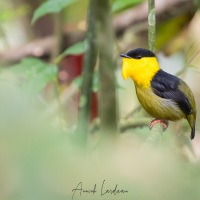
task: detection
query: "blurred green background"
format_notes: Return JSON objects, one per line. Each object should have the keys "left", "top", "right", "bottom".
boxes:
{"left": 0, "top": 0, "right": 200, "bottom": 200}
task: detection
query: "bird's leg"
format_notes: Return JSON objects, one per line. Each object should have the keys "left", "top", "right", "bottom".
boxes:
{"left": 149, "top": 119, "right": 168, "bottom": 131}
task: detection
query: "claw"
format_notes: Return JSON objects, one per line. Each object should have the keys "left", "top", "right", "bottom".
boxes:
{"left": 149, "top": 119, "right": 168, "bottom": 131}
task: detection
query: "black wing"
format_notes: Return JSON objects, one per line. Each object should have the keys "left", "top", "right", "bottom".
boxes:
{"left": 151, "top": 70, "right": 193, "bottom": 115}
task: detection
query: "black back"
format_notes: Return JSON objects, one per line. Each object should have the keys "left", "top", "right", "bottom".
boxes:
{"left": 151, "top": 70, "right": 193, "bottom": 115}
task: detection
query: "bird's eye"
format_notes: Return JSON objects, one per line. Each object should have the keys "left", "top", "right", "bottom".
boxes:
{"left": 136, "top": 55, "right": 142, "bottom": 59}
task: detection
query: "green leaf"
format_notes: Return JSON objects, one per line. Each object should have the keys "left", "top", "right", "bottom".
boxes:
{"left": 23, "top": 66, "right": 58, "bottom": 95}
{"left": 55, "top": 41, "right": 85, "bottom": 64}
{"left": 11, "top": 58, "right": 48, "bottom": 74}
{"left": 112, "top": 0, "right": 144, "bottom": 12}
{"left": 32, "top": 0, "right": 79, "bottom": 24}
{"left": 62, "top": 41, "right": 85, "bottom": 56}
{"left": 8, "top": 58, "right": 58, "bottom": 96}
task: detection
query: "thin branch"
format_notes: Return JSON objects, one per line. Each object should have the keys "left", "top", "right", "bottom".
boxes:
{"left": 143, "top": 0, "right": 164, "bottom": 144}
{"left": 123, "top": 105, "right": 142, "bottom": 120}
{"left": 90, "top": 117, "right": 150, "bottom": 134}
{"left": 51, "top": 13, "right": 64, "bottom": 129}
{"left": 148, "top": 0, "right": 156, "bottom": 52}
{"left": 120, "top": 118, "right": 150, "bottom": 133}
{"left": 51, "top": 13, "right": 62, "bottom": 62}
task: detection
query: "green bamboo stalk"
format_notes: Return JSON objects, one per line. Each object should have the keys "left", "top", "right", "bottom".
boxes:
{"left": 148, "top": 0, "right": 156, "bottom": 53}
{"left": 96, "top": 0, "right": 118, "bottom": 138}
{"left": 144, "top": 0, "right": 164, "bottom": 144}
{"left": 76, "top": 0, "right": 98, "bottom": 146}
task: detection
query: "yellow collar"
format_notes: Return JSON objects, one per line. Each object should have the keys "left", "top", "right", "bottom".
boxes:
{"left": 122, "top": 57, "right": 160, "bottom": 88}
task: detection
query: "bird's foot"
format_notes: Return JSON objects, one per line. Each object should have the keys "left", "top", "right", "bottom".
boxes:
{"left": 149, "top": 119, "right": 168, "bottom": 131}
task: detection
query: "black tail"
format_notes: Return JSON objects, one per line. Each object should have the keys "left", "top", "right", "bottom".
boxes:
{"left": 190, "top": 125, "right": 195, "bottom": 140}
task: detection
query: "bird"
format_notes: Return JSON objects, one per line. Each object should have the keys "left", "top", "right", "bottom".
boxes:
{"left": 120, "top": 48, "right": 196, "bottom": 140}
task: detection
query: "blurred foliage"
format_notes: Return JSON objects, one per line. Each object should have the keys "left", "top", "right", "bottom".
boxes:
{"left": 4, "top": 58, "right": 58, "bottom": 96}
{"left": 32, "top": 0, "right": 146, "bottom": 25}
{"left": 0, "top": 83, "right": 200, "bottom": 199}
{"left": 55, "top": 41, "right": 85, "bottom": 64}
{"left": 112, "top": 0, "right": 145, "bottom": 12}
{"left": 0, "top": 4, "right": 29, "bottom": 23}
{"left": 32, "top": 0, "right": 80, "bottom": 24}
{"left": 156, "top": 14, "right": 191, "bottom": 50}
{"left": 0, "top": 71, "right": 200, "bottom": 200}
{"left": 61, "top": 41, "right": 85, "bottom": 56}
{"left": 194, "top": 0, "right": 200, "bottom": 8}
{"left": 61, "top": 0, "right": 89, "bottom": 24}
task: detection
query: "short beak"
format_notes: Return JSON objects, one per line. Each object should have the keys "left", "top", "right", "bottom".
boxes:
{"left": 120, "top": 54, "right": 131, "bottom": 58}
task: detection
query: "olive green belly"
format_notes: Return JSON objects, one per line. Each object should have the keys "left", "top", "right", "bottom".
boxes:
{"left": 135, "top": 86, "right": 185, "bottom": 120}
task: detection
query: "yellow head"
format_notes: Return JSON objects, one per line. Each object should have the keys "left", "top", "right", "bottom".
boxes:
{"left": 120, "top": 48, "right": 160, "bottom": 88}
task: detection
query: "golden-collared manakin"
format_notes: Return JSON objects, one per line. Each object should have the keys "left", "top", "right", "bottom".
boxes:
{"left": 120, "top": 48, "right": 196, "bottom": 140}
